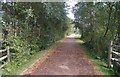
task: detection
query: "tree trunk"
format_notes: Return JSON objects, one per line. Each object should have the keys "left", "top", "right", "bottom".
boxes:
{"left": 103, "top": 3, "right": 113, "bottom": 37}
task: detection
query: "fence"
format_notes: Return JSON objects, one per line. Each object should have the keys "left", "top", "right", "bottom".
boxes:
{"left": 0, "top": 47, "right": 10, "bottom": 69}
{"left": 108, "top": 41, "right": 120, "bottom": 73}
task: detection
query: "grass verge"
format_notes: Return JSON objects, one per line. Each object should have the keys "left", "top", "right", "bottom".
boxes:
{"left": 2, "top": 41, "right": 58, "bottom": 75}
{"left": 75, "top": 36, "right": 117, "bottom": 76}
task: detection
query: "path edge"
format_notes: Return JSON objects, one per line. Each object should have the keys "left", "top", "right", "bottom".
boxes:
{"left": 20, "top": 39, "right": 63, "bottom": 75}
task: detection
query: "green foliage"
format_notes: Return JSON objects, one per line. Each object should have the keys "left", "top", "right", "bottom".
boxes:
{"left": 1, "top": 2, "right": 70, "bottom": 74}
{"left": 73, "top": 2, "right": 120, "bottom": 60}
{"left": 3, "top": 35, "right": 37, "bottom": 74}
{"left": 75, "top": 36, "right": 116, "bottom": 76}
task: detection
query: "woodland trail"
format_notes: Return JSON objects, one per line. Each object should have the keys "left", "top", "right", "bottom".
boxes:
{"left": 23, "top": 35, "right": 101, "bottom": 75}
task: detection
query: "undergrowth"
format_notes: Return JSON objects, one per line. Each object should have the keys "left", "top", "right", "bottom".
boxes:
{"left": 2, "top": 35, "right": 56, "bottom": 75}
{"left": 75, "top": 35, "right": 117, "bottom": 76}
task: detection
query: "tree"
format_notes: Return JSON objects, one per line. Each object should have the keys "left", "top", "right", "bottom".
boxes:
{"left": 73, "top": 2, "right": 119, "bottom": 59}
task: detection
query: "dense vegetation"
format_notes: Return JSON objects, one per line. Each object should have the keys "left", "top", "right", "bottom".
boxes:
{"left": 73, "top": 2, "right": 120, "bottom": 60}
{"left": 1, "top": 2, "right": 70, "bottom": 74}
{"left": 1, "top": 1, "right": 120, "bottom": 75}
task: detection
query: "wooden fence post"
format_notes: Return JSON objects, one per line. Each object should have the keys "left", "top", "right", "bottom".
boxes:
{"left": 108, "top": 40, "right": 113, "bottom": 68}
{"left": 7, "top": 47, "right": 10, "bottom": 62}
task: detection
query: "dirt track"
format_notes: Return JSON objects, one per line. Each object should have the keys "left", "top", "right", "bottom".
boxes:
{"left": 23, "top": 37, "right": 101, "bottom": 75}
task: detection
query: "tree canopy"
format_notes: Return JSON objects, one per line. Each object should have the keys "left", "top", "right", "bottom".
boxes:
{"left": 73, "top": 2, "right": 120, "bottom": 60}
{"left": 1, "top": 2, "right": 70, "bottom": 74}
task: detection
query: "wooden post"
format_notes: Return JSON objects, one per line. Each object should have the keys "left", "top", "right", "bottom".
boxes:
{"left": 108, "top": 40, "right": 113, "bottom": 68}
{"left": 7, "top": 47, "right": 10, "bottom": 62}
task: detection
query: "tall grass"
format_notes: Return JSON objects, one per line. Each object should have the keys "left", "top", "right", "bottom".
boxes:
{"left": 75, "top": 34, "right": 117, "bottom": 76}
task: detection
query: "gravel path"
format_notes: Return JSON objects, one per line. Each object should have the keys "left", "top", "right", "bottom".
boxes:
{"left": 23, "top": 37, "right": 102, "bottom": 75}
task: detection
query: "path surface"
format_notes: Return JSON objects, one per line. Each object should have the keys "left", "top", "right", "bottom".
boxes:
{"left": 23, "top": 35, "right": 101, "bottom": 75}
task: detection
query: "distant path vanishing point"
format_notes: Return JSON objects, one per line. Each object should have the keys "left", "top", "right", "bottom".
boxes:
{"left": 23, "top": 34, "right": 102, "bottom": 75}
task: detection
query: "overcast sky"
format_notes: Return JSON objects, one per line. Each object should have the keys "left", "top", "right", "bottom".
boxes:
{"left": 66, "top": 0, "right": 77, "bottom": 19}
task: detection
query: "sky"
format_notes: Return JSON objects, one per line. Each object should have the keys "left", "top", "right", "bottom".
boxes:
{"left": 66, "top": 0, "right": 77, "bottom": 19}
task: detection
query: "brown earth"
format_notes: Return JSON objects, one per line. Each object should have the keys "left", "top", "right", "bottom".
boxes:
{"left": 22, "top": 37, "right": 102, "bottom": 75}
